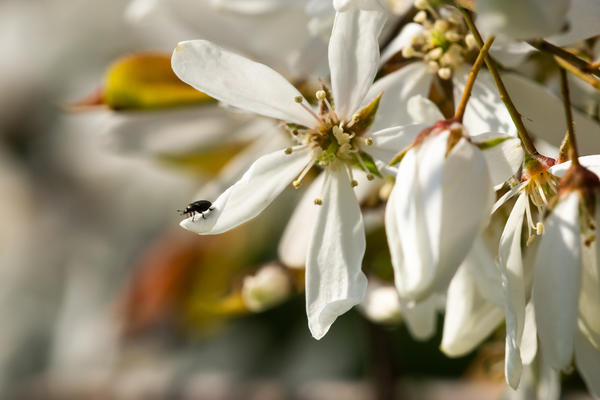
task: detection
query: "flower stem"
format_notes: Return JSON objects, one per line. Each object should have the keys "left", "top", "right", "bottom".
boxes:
{"left": 559, "top": 67, "right": 580, "bottom": 166}
{"left": 454, "top": 35, "right": 495, "bottom": 121}
{"left": 555, "top": 56, "right": 600, "bottom": 92}
{"left": 460, "top": 8, "right": 539, "bottom": 156}
{"left": 528, "top": 39, "right": 600, "bottom": 79}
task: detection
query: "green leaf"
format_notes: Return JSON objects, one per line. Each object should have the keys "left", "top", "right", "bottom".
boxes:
{"left": 476, "top": 136, "right": 511, "bottom": 151}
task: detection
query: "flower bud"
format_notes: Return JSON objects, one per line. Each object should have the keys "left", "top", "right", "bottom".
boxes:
{"left": 242, "top": 264, "right": 291, "bottom": 312}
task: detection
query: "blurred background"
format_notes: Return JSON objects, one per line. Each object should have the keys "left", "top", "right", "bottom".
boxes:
{"left": 0, "top": 0, "right": 596, "bottom": 399}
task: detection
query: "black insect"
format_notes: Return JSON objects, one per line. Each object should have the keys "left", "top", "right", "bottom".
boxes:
{"left": 178, "top": 200, "right": 215, "bottom": 221}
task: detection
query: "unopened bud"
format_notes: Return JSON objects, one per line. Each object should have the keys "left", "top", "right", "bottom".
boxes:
{"left": 242, "top": 264, "right": 291, "bottom": 313}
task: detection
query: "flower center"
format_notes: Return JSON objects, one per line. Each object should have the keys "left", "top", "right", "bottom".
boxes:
{"left": 284, "top": 89, "right": 380, "bottom": 204}
{"left": 403, "top": 1, "right": 475, "bottom": 80}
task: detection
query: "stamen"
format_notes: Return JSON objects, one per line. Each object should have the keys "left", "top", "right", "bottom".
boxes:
{"left": 347, "top": 165, "right": 358, "bottom": 187}
{"left": 438, "top": 67, "right": 452, "bottom": 80}
{"left": 293, "top": 158, "right": 316, "bottom": 188}
{"left": 315, "top": 90, "right": 326, "bottom": 100}
{"left": 295, "top": 96, "right": 322, "bottom": 124}
{"left": 314, "top": 198, "right": 323, "bottom": 205}
{"left": 284, "top": 147, "right": 293, "bottom": 155}
{"left": 364, "top": 137, "right": 373, "bottom": 146}
{"left": 314, "top": 170, "right": 331, "bottom": 206}
{"left": 536, "top": 222, "right": 544, "bottom": 235}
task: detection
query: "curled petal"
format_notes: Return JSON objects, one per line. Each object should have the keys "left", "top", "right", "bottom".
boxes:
{"left": 402, "top": 295, "right": 437, "bottom": 341}
{"left": 533, "top": 192, "right": 582, "bottom": 370}
{"left": 306, "top": 166, "right": 367, "bottom": 339}
{"left": 499, "top": 192, "right": 527, "bottom": 388}
{"left": 474, "top": 134, "right": 524, "bottom": 188}
{"left": 329, "top": 8, "right": 386, "bottom": 120}
{"left": 366, "top": 63, "right": 433, "bottom": 131}
{"left": 574, "top": 330, "right": 600, "bottom": 398}
{"left": 367, "top": 123, "right": 427, "bottom": 165}
{"left": 172, "top": 40, "right": 316, "bottom": 127}
{"left": 441, "top": 265, "right": 504, "bottom": 357}
{"left": 181, "top": 148, "right": 310, "bottom": 234}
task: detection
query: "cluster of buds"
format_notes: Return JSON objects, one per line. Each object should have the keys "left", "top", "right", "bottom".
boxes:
{"left": 402, "top": 0, "right": 476, "bottom": 79}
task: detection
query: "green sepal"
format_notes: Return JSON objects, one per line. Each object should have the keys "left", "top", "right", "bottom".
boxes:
{"left": 476, "top": 136, "right": 511, "bottom": 151}
{"left": 356, "top": 152, "right": 382, "bottom": 178}
{"left": 347, "top": 92, "right": 382, "bottom": 136}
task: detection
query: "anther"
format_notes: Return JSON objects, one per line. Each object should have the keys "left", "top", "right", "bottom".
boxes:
{"left": 351, "top": 179, "right": 358, "bottom": 187}
{"left": 365, "top": 137, "right": 373, "bottom": 146}
{"left": 536, "top": 222, "right": 544, "bottom": 236}
{"left": 314, "top": 198, "right": 323, "bottom": 206}
{"left": 402, "top": 46, "right": 416, "bottom": 59}
{"left": 316, "top": 90, "right": 326, "bottom": 100}
{"left": 414, "top": 10, "right": 427, "bottom": 23}
{"left": 465, "top": 34, "right": 477, "bottom": 49}
{"left": 367, "top": 173, "right": 374, "bottom": 181}
{"left": 414, "top": 0, "right": 428, "bottom": 10}
{"left": 293, "top": 180, "right": 301, "bottom": 188}
{"left": 294, "top": 96, "right": 304, "bottom": 103}
{"left": 434, "top": 20, "right": 449, "bottom": 33}
{"left": 438, "top": 67, "right": 452, "bottom": 80}
{"left": 284, "top": 147, "right": 293, "bottom": 155}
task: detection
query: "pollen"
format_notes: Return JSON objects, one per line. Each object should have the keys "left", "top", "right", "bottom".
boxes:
{"left": 536, "top": 222, "right": 544, "bottom": 235}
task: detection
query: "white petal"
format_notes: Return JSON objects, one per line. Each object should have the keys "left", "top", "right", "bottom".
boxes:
{"left": 477, "top": 0, "right": 569, "bottom": 40}
{"left": 366, "top": 63, "right": 434, "bottom": 131}
{"left": 537, "top": 358, "right": 561, "bottom": 400}
{"left": 278, "top": 174, "right": 324, "bottom": 269}
{"left": 172, "top": 40, "right": 315, "bottom": 127}
{"left": 521, "top": 302, "right": 538, "bottom": 365}
{"left": 402, "top": 295, "right": 437, "bottom": 341}
{"left": 578, "top": 222, "right": 600, "bottom": 349}
{"left": 474, "top": 134, "right": 524, "bottom": 188}
{"left": 454, "top": 69, "right": 517, "bottom": 136}
{"left": 547, "top": 0, "right": 600, "bottom": 46}
{"left": 431, "top": 138, "right": 495, "bottom": 294}
{"left": 549, "top": 155, "right": 600, "bottom": 178}
{"left": 306, "top": 166, "right": 367, "bottom": 339}
{"left": 533, "top": 192, "right": 582, "bottom": 370}
{"left": 380, "top": 23, "right": 424, "bottom": 64}
{"left": 406, "top": 95, "right": 444, "bottom": 125}
{"left": 385, "top": 178, "right": 405, "bottom": 289}
{"left": 503, "top": 73, "right": 600, "bottom": 154}
{"left": 367, "top": 123, "right": 427, "bottom": 165}
{"left": 441, "top": 265, "right": 505, "bottom": 357}
{"left": 329, "top": 8, "right": 386, "bottom": 119}
{"left": 181, "top": 148, "right": 310, "bottom": 234}
{"left": 333, "top": 0, "right": 387, "bottom": 11}
{"left": 492, "top": 181, "right": 529, "bottom": 215}
{"left": 464, "top": 235, "right": 504, "bottom": 306}
{"left": 391, "top": 134, "right": 446, "bottom": 298}
{"left": 574, "top": 330, "right": 600, "bottom": 398}
{"left": 498, "top": 192, "right": 528, "bottom": 388}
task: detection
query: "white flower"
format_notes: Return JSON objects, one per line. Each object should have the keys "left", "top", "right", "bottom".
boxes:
{"left": 171, "top": 4, "right": 426, "bottom": 339}
{"left": 384, "top": 97, "right": 523, "bottom": 302}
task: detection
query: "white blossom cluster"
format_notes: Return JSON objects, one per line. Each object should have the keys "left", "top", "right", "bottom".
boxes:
{"left": 124, "top": 0, "right": 600, "bottom": 397}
